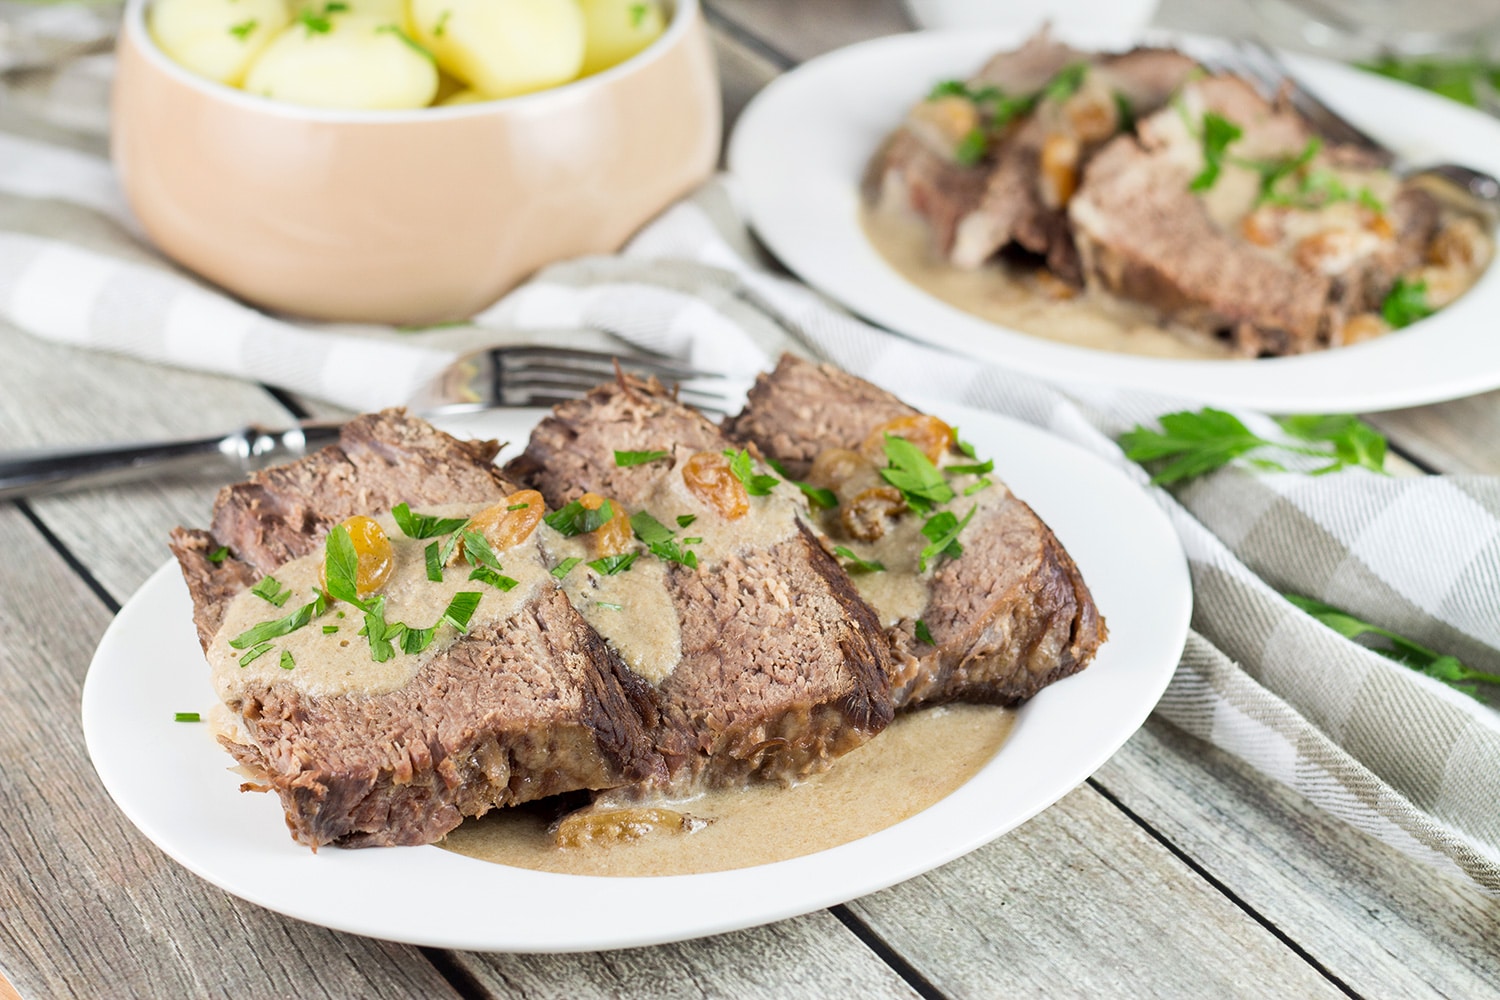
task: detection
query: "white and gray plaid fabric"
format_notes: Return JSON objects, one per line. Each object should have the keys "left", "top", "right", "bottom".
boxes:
{"left": 3, "top": 49, "right": 1498, "bottom": 894}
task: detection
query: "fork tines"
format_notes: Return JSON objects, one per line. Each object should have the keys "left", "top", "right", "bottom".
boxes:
{"left": 490, "top": 346, "right": 731, "bottom": 412}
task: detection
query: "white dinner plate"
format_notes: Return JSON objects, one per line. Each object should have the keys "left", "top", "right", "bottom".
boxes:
{"left": 729, "top": 29, "right": 1500, "bottom": 413}
{"left": 81, "top": 402, "right": 1190, "bottom": 952}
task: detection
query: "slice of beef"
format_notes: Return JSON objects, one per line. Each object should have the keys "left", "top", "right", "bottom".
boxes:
{"left": 506, "top": 378, "right": 895, "bottom": 787}
{"left": 725, "top": 355, "right": 1105, "bottom": 709}
{"left": 949, "top": 47, "right": 1200, "bottom": 276}
{"left": 169, "top": 409, "right": 672, "bottom": 848}
{"left": 862, "top": 128, "right": 994, "bottom": 256}
{"left": 1072, "top": 74, "right": 1442, "bottom": 355}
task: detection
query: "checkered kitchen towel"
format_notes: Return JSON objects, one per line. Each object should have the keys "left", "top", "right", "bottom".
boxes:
{"left": 3, "top": 51, "right": 1498, "bottom": 893}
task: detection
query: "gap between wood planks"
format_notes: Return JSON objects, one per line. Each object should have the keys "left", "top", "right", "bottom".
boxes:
{"left": 1085, "top": 778, "right": 1364, "bottom": 1000}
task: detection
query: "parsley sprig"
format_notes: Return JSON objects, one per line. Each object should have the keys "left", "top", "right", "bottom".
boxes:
{"left": 723, "top": 449, "right": 780, "bottom": 496}
{"left": 631, "top": 511, "right": 698, "bottom": 569}
{"left": 834, "top": 546, "right": 886, "bottom": 573}
{"left": 880, "top": 436, "right": 954, "bottom": 512}
{"left": 1381, "top": 277, "right": 1434, "bottom": 329}
{"left": 544, "top": 498, "right": 615, "bottom": 536}
{"left": 391, "top": 502, "right": 468, "bottom": 539}
{"left": 1190, "top": 111, "right": 1243, "bottom": 192}
{"left": 766, "top": 457, "right": 838, "bottom": 510}
{"left": 1288, "top": 594, "right": 1500, "bottom": 699}
{"left": 1119, "top": 408, "right": 1388, "bottom": 485}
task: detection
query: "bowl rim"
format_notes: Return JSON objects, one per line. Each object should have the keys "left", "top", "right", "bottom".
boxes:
{"left": 123, "top": 0, "right": 701, "bottom": 121}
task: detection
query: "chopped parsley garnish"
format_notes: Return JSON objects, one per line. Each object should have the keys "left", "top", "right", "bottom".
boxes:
{"left": 880, "top": 435, "right": 954, "bottom": 512}
{"left": 391, "top": 502, "right": 468, "bottom": 539}
{"left": 595, "top": 601, "right": 623, "bottom": 611}
{"left": 629, "top": 2, "right": 648, "bottom": 28}
{"left": 228, "top": 19, "right": 257, "bottom": 41}
{"left": 928, "top": 79, "right": 969, "bottom": 100}
{"left": 1381, "top": 277, "right": 1434, "bottom": 329}
{"left": 400, "top": 624, "right": 435, "bottom": 655}
{"left": 297, "top": 2, "right": 348, "bottom": 33}
{"left": 629, "top": 511, "right": 676, "bottom": 546}
{"left": 433, "top": 9, "right": 451, "bottom": 36}
{"left": 953, "top": 128, "right": 988, "bottom": 167}
{"left": 230, "top": 592, "right": 327, "bottom": 649}
{"left": 468, "top": 566, "right": 519, "bottom": 591}
{"left": 914, "top": 620, "right": 935, "bottom": 645}
{"left": 676, "top": 513, "right": 697, "bottom": 528}
{"left": 507, "top": 502, "right": 530, "bottom": 511}
{"left": 238, "top": 641, "right": 273, "bottom": 667}
{"left": 279, "top": 650, "right": 296, "bottom": 671}
{"left": 953, "top": 432, "right": 977, "bottom": 459}
{"left": 442, "top": 591, "right": 482, "bottom": 632}
{"left": 425, "top": 541, "right": 443, "bottom": 582}
{"left": 945, "top": 458, "right": 994, "bottom": 476}
{"left": 551, "top": 557, "right": 583, "bottom": 580}
{"left": 175, "top": 712, "right": 201, "bottom": 723}
{"left": 963, "top": 477, "right": 994, "bottom": 496}
{"left": 723, "top": 449, "right": 779, "bottom": 496}
{"left": 461, "top": 529, "right": 504, "bottom": 574}
{"left": 207, "top": 546, "right": 230, "bottom": 564}
{"left": 545, "top": 498, "right": 615, "bottom": 536}
{"left": 919, "top": 506, "right": 977, "bottom": 572}
{"left": 589, "top": 552, "right": 639, "bottom": 575}
{"left": 322, "top": 625, "right": 339, "bottom": 634}
{"left": 833, "top": 546, "right": 885, "bottom": 573}
{"left": 1113, "top": 90, "right": 1135, "bottom": 132}
{"left": 682, "top": 537, "right": 703, "bottom": 545}
{"left": 250, "top": 575, "right": 292, "bottom": 607}
{"left": 1190, "top": 111, "right": 1243, "bottom": 192}
{"left": 614, "top": 449, "right": 670, "bottom": 467}
{"left": 631, "top": 512, "right": 698, "bottom": 568}
{"left": 1042, "top": 62, "right": 1089, "bottom": 104}
{"left": 360, "top": 597, "right": 401, "bottom": 662}
{"left": 322, "top": 524, "right": 364, "bottom": 608}
{"left": 375, "top": 24, "right": 435, "bottom": 62}
{"left": 765, "top": 457, "right": 838, "bottom": 510}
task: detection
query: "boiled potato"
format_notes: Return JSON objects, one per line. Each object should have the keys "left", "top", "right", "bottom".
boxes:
{"left": 578, "top": 0, "right": 664, "bottom": 76}
{"left": 150, "top": 0, "right": 291, "bottom": 86}
{"left": 411, "top": 0, "right": 585, "bottom": 99}
{"left": 440, "top": 88, "right": 488, "bottom": 106}
{"left": 245, "top": 13, "right": 439, "bottom": 109}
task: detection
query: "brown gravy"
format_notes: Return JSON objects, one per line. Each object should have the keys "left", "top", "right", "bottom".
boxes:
{"left": 439, "top": 703, "right": 1013, "bottom": 876}
{"left": 861, "top": 204, "right": 1236, "bottom": 360}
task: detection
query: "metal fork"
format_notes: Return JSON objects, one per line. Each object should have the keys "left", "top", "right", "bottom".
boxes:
{"left": 0, "top": 346, "right": 735, "bottom": 501}
{"left": 1204, "top": 39, "right": 1500, "bottom": 215}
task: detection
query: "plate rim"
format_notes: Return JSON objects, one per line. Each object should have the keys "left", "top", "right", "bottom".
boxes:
{"left": 81, "top": 401, "right": 1191, "bottom": 952}
{"left": 727, "top": 27, "right": 1500, "bottom": 413}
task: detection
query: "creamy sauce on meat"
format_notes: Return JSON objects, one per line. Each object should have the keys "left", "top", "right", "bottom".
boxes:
{"left": 861, "top": 204, "right": 1235, "bottom": 360}
{"left": 207, "top": 503, "right": 550, "bottom": 700}
{"left": 439, "top": 702, "right": 1013, "bottom": 876}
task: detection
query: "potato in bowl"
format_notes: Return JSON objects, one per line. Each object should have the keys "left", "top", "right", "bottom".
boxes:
{"left": 113, "top": 0, "right": 719, "bottom": 324}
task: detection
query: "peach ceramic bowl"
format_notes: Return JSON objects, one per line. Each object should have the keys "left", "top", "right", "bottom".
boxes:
{"left": 112, "top": 0, "right": 721, "bottom": 325}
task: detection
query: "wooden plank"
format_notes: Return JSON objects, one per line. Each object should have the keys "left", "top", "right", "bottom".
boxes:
{"left": 706, "top": 0, "right": 911, "bottom": 63}
{"left": 457, "top": 911, "right": 921, "bottom": 999}
{"left": 712, "top": 24, "right": 784, "bottom": 140}
{"left": 844, "top": 781, "right": 1346, "bottom": 999}
{"left": 0, "top": 323, "right": 301, "bottom": 601}
{"left": 1365, "top": 393, "right": 1500, "bottom": 474}
{"left": 1092, "top": 717, "right": 1500, "bottom": 999}
{"left": 0, "top": 506, "right": 465, "bottom": 1000}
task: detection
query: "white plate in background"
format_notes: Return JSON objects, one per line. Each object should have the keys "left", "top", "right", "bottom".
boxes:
{"left": 729, "top": 29, "right": 1500, "bottom": 413}
{"left": 82, "top": 402, "right": 1189, "bottom": 952}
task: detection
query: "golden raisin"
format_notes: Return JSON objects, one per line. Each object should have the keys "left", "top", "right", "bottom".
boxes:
{"left": 841, "top": 486, "right": 906, "bottom": 542}
{"left": 682, "top": 452, "right": 749, "bottom": 520}
{"left": 463, "top": 489, "right": 544, "bottom": 559}
{"left": 1039, "top": 132, "right": 1080, "bottom": 209}
{"left": 325, "top": 514, "right": 393, "bottom": 599}
{"left": 580, "top": 492, "right": 632, "bottom": 557}
{"left": 861, "top": 414, "right": 954, "bottom": 466}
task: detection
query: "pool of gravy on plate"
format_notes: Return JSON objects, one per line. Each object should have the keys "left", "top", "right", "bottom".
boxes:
{"left": 860, "top": 204, "right": 1235, "bottom": 360}
{"left": 439, "top": 703, "right": 1013, "bottom": 876}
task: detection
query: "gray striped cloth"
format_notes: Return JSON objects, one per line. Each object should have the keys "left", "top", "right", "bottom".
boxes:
{"left": 3, "top": 54, "right": 1498, "bottom": 894}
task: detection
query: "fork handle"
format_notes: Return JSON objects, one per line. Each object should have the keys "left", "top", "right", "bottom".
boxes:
{"left": 0, "top": 422, "right": 345, "bottom": 502}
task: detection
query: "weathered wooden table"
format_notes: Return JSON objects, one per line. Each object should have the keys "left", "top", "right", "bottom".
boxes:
{"left": 3, "top": 1, "right": 1498, "bottom": 997}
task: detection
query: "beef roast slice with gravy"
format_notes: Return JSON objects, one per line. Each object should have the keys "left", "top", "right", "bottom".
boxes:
{"left": 1071, "top": 75, "right": 1438, "bottom": 355}
{"left": 506, "top": 378, "right": 894, "bottom": 787}
{"left": 948, "top": 46, "right": 1199, "bottom": 274}
{"left": 168, "top": 409, "right": 670, "bottom": 848}
{"left": 725, "top": 355, "right": 1105, "bottom": 708}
